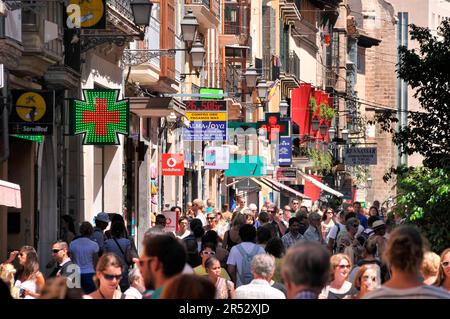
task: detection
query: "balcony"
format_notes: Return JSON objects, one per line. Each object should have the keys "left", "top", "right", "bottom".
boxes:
{"left": 325, "top": 68, "right": 338, "bottom": 90}
{"left": 185, "top": 0, "right": 220, "bottom": 32}
{"left": 14, "top": 3, "right": 63, "bottom": 78}
{"left": 280, "top": 0, "right": 302, "bottom": 27}
{"left": 128, "top": 17, "right": 161, "bottom": 88}
{"left": 107, "top": 0, "right": 140, "bottom": 34}
{"left": 279, "top": 51, "right": 301, "bottom": 94}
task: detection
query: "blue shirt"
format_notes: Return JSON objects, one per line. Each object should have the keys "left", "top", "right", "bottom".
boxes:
{"left": 357, "top": 213, "right": 368, "bottom": 229}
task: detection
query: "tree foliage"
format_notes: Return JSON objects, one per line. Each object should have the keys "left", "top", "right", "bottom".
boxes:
{"left": 393, "top": 167, "right": 450, "bottom": 253}
{"left": 375, "top": 19, "right": 450, "bottom": 170}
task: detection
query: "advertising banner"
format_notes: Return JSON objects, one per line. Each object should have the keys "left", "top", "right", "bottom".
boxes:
{"left": 204, "top": 146, "right": 230, "bottom": 170}
{"left": 183, "top": 100, "right": 227, "bottom": 141}
{"left": 277, "top": 137, "right": 292, "bottom": 166}
{"left": 345, "top": 147, "right": 377, "bottom": 165}
{"left": 162, "top": 153, "right": 184, "bottom": 176}
{"left": 9, "top": 90, "right": 54, "bottom": 135}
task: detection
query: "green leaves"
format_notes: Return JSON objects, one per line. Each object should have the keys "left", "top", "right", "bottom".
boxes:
{"left": 394, "top": 167, "right": 450, "bottom": 253}
{"left": 379, "top": 19, "right": 450, "bottom": 170}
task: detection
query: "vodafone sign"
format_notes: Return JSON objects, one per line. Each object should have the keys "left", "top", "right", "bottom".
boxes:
{"left": 162, "top": 153, "right": 184, "bottom": 176}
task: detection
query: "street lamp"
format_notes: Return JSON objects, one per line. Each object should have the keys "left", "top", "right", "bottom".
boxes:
{"left": 244, "top": 65, "right": 259, "bottom": 88}
{"left": 130, "top": 0, "right": 153, "bottom": 27}
{"left": 367, "top": 176, "right": 373, "bottom": 188}
{"left": 311, "top": 116, "right": 320, "bottom": 132}
{"left": 341, "top": 128, "right": 349, "bottom": 142}
{"left": 256, "top": 79, "right": 270, "bottom": 101}
{"left": 279, "top": 99, "right": 289, "bottom": 118}
{"left": 180, "top": 9, "right": 199, "bottom": 42}
{"left": 190, "top": 39, "right": 206, "bottom": 69}
{"left": 328, "top": 126, "right": 336, "bottom": 140}
{"left": 121, "top": 9, "right": 205, "bottom": 67}
{"left": 319, "top": 122, "right": 328, "bottom": 136}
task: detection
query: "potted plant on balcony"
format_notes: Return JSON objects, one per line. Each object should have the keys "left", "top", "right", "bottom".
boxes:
{"left": 319, "top": 103, "right": 336, "bottom": 121}
{"left": 309, "top": 96, "right": 317, "bottom": 113}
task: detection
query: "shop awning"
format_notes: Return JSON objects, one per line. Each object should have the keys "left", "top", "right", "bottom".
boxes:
{"left": 129, "top": 97, "right": 185, "bottom": 118}
{"left": 0, "top": 180, "right": 22, "bottom": 208}
{"left": 298, "top": 171, "right": 344, "bottom": 198}
{"left": 262, "top": 177, "right": 310, "bottom": 200}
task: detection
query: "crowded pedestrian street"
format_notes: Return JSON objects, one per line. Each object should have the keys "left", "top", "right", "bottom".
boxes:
{"left": 1, "top": 0, "right": 450, "bottom": 306}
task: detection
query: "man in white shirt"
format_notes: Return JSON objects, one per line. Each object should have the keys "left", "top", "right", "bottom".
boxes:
{"left": 327, "top": 211, "right": 345, "bottom": 254}
{"left": 193, "top": 198, "right": 207, "bottom": 226}
{"left": 227, "top": 224, "right": 265, "bottom": 287}
{"left": 123, "top": 268, "right": 145, "bottom": 299}
{"left": 235, "top": 254, "right": 285, "bottom": 299}
{"left": 303, "top": 212, "right": 323, "bottom": 243}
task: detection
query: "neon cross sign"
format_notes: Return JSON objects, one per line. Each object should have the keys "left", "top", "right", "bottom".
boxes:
{"left": 70, "top": 89, "right": 129, "bottom": 145}
{"left": 256, "top": 113, "right": 290, "bottom": 141}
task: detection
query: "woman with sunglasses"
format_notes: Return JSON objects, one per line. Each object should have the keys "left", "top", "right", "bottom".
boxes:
{"left": 319, "top": 253, "right": 358, "bottom": 299}
{"left": 353, "top": 264, "right": 381, "bottom": 299}
{"left": 321, "top": 208, "right": 335, "bottom": 241}
{"left": 88, "top": 253, "right": 124, "bottom": 299}
{"left": 194, "top": 243, "right": 230, "bottom": 280}
{"left": 9, "top": 246, "right": 45, "bottom": 299}
{"left": 434, "top": 248, "right": 450, "bottom": 292}
{"left": 205, "top": 256, "right": 235, "bottom": 299}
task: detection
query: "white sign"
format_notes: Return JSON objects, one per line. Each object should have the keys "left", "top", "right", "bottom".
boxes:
{"left": 204, "top": 146, "right": 230, "bottom": 170}
{"left": 0, "top": 64, "right": 3, "bottom": 89}
{"left": 345, "top": 147, "right": 377, "bottom": 165}
{"left": 161, "top": 210, "right": 178, "bottom": 233}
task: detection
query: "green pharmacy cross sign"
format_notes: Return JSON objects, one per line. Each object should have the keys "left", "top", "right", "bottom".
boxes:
{"left": 70, "top": 89, "right": 129, "bottom": 145}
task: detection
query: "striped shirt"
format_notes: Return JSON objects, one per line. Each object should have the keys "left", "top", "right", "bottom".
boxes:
{"left": 363, "top": 285, "right": 450, "bottom": 299}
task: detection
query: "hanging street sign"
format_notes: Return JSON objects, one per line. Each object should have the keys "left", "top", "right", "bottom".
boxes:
{"left": 277, "top": 137, "right": 292, "bottom": 166}
{"left": 204, "top": 146, "right": 230, "bottom": 170}
{"left": 275, "top": 167, "right": 297, "bottom": 181}
{"left": 9, "top": 90, "right": 54, "bottom": 135}
{"left": 70, "top": 89, "right": 129, "bottom": 145}
{"left": 225, "top": 155, "right": 267, "bottom": 177}
{"left": 65, "top": 0, "right": 107, "bottom": 29}
{"left": 162, "top": 153, "right": 185, "bottom": 176}
{"left": 199, "top": 87, "right": 224, "bottom": 100}
{"left": 183, "top": 100, "right": 227, "bottom": 141}
{"left": 344, "top": 147, "right": 377, "bottom": 165}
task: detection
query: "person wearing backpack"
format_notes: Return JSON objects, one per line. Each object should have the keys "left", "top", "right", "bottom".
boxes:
{"left": 226, "top": 224, "right": 265, "bottom": 288}
{"left": 327, "top": 211, "right": 345, "bottom": 254}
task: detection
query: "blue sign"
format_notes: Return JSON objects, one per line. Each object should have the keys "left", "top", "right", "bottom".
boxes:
{"left": 183, "top": 121, "right": 227, "bottom": 141}
{"left": 277, "top": 137, "right": 292, "bottom": 166}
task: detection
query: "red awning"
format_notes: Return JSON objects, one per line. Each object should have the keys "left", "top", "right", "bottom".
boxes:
{"left": 0, "top": 180, "right": 22, "bottom": 208}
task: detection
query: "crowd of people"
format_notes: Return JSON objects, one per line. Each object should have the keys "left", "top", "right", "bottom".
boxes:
{"left": 1, "top": 197, "right": 449, "bottom": 299}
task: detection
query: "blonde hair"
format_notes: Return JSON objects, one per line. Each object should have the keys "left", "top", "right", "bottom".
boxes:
{"left": 422, "top": 251, "right": 441, "bottom": 277}
{"left": 434, "top": 248, "right": 450, "bottom": 287}
{"left": 329, "top": 253, "right": 352, "bottom": 281}
{"left": 0, "top": 263, "right": 20, "bottom": 298}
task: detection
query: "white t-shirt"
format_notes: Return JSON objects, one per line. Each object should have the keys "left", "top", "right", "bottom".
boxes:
{"left": 364, "top": 285, "right": 450, "bottom": 299}
{"left": 227, "top": 242, "right": 265, "bottom": 287}
{"left": 327, "top": 222, "right": 344, "bottom": 242}
{"left": 235, "top": 279, "right": 286, "bottom": 299}
{"left": 69, "top": 237, "right": 99, "bottom": 273}
{"left": 196, "top": 214, "right": 207, "bottom": 227}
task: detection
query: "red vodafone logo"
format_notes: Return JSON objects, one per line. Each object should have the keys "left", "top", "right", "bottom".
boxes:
{"left": 162, "top": 153, "right": 184, "bottom": 176}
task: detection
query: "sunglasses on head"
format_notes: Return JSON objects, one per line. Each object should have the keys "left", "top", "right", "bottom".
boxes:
{"left": 51, "top": 249, "right": 61, "bottom": 254}
{"left": 442, "top": 261, "right": 450, "bottom": 268}
{"left": 102, "top": 273, "right": 122, "bottom": 281}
